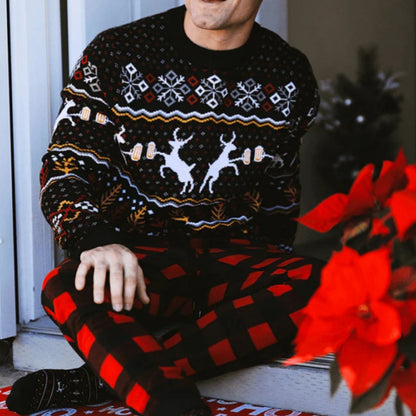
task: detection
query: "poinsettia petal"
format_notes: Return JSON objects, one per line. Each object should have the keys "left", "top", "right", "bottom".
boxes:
{"left": 337, "top": 336, "right": 397, "bottom": 396}
{"left": 305, "top": 248, "right": 367, "bottom": 317}
{"left": 379, "top": 160, "right": 394, "bottom": 177}
{"left": 405, "top": 165, "right": 416, "bottom": 192}
{"left": 389, "top": 298, "right": 416, "bottom": 336}
{"left": 374, "top": 149, "right": 408, "bottom": 205}
{"left": 358, "top": 247, "right": 392, "bottom": 301}
{"left": 369, "top": 218, "right": 391, "bottom": 237}
{"left": 344, "top": 164, "right": 376, "bottom": 218}
{"left": 355, "top": 301, "right": 401, "bottom": 345}
{"left": 409, "top": 301, "right": 416, "bottom": 321}
{"left": 393, "top": 362, "right": 416, "bottom": 415}
{"left": 285, "top": 315, "right": 353, "bottom": 365}
{"left": 389, "top": 190, "right": 416, "bottom": 239}
{"left": 297, "top": 193, "right": 348, "bottom": 232}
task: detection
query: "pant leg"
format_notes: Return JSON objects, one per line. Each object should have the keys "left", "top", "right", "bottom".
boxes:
{"left": 160, "top": 242, "right": 324, "bottom": 380}
{"left": 41, "top": 244, "right": 204, "bottom": 416}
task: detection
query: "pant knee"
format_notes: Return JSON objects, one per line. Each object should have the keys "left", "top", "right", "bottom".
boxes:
{"left": 41, "top": 259, "right": 81, "bottom": 314}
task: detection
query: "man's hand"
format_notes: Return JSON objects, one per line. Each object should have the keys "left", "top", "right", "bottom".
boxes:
{"left": 75, "top": 244, "right": 150, "bottom": 311}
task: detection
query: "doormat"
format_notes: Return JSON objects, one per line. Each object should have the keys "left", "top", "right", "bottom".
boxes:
{"left": 0, "top": 386, "right": 324, "bottom": 416}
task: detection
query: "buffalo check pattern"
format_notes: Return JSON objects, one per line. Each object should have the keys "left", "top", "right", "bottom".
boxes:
{"left": 41, "top": 240, "right": 323, "bottom": 416}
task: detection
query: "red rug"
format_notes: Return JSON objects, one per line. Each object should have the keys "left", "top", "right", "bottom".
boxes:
{"left": 0, "top": 387, "right": 324, "bottom": 416}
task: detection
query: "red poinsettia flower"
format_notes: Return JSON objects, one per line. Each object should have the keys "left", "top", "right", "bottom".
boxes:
{"left": 286, "top": 247, "right": 402, "bottom": 395}
{"left": 391, "top": 362, "right": 416, "bottom": 416}
{"left": 389, "top": 190, "right": 416, "bottom": 240}
{"left": 298, "top": 150, "right": 407, "bottom": 233}
{"left": 337, "top": 337, "right": 397, "bottom": 397}
{"left": 405, "top": 165, "right": 416, "bottom": 192}
{"left": 368, "top": 217, "right": 392, "bottom": 238}
{"left": 297, "top": 164, "right": 374, "bottom": 233}
{"left": 373, "top": 149, "right": 409, "bottom": 204}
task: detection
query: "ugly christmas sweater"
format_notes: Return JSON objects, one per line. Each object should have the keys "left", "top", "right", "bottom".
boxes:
{"left": 40, "top": 6, "right": 319, "bottom": 257}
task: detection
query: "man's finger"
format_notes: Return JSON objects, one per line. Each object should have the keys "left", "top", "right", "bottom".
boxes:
{"left": 75, "top": 262, "right": 90, "bottom": 291}
{"left": 123, "top": 263, "right": 138, "bottom": 311}
{"left": 136, "top": 265, "right": 150, "bottom": 304}
{"left": 93, "top": 264, "right": 108, "bottom": 305}
{"left": 109, "top": 262, "right": 124, "bottom": 311}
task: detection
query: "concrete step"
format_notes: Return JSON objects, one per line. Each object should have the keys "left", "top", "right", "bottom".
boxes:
{"left": 13, "top": 317, "right": 409, "bottom": 416}
{"left": 14, "top": 318, "right": 84, "bottom": 370}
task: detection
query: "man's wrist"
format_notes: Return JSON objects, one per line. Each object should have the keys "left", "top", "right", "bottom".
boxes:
{"left": 70, "top": 224, "right": 134, "bottom": 258}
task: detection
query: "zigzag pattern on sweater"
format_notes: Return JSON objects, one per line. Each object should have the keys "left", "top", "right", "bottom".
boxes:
{"left": 112, "top": 105, "right": 289, "bottom": 131}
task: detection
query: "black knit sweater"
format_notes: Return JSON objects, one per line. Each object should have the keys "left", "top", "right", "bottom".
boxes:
{"left": 40, "top": 6, "right": 319, "bottom": 256}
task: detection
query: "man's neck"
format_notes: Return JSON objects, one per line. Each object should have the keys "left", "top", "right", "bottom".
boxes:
{"left": 183, "top": 11, "right": 255, "bottom": 51}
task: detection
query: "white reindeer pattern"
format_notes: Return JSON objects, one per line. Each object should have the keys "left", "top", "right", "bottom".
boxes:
{"left": 156, "top": 128, "right": 196, "bottom": 194}
{"left": 111, "top": 127, "right": 284, "bottom": 196}
{"left": 114, "top": 125, "right": 126, "bottom": 145}
{"left": 113, "top": 125, "right": 131, "bottom": 164}
{"left": 52, "top": 99, "right": 78, "bottom": 134}
{"left": 199, "top": 132, "right": 241, "bottom": 194}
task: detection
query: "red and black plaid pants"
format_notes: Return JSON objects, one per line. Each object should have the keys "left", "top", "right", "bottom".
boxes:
{"left": 42, "top": 238, "right": 323, "bottom": 416}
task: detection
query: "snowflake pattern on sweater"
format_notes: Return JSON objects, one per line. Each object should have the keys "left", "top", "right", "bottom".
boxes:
{"left": 39, "top": 6, "right": 319, "bottom": 256}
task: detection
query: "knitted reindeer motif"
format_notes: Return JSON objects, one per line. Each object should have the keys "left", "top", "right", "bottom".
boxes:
{"left": 199, "top": 132, "right": 240, "bottom": 194}
{"left": 113, "top": 125, "right": 130, "bottom": 164}
{"left": 52, "top": 99, "right": 78, "bottom": 134}
{"left": 114, "top": 125, "right": 126, "bottom": 145}
{"left": 156, "top": 128, "right": 196, "bottom": 194}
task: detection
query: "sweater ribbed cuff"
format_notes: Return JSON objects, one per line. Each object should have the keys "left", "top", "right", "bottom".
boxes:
{"left": 70, "top": 224, "right": 134, "bottom": 259}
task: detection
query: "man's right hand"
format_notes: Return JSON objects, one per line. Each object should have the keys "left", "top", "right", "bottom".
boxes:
{"left": 74, "top": 243, "right": 150, "bottom": 312}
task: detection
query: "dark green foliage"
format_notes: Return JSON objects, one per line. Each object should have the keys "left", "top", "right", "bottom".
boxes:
{"left": 316, "top": 47, "right": 402, "bottom": 193}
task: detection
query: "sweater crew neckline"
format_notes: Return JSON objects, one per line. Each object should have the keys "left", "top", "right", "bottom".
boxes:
{"left": 164, "top": 6, "right": 259, "bottom": 70}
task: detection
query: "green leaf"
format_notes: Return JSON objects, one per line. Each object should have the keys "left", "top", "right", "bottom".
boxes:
{"left": 350, "top": 363, "right": 394, "bottom": 414}
{"left": 395, "top": 394, "right": 405, "bottom": 416}
{"left": 330, "top": 359, "right": 342, "bottom": 396}
{"left": 398, "top": 326, "right": 416, "bottom": 362}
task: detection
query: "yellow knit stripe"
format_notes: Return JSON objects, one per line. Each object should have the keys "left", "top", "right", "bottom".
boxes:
{"left": 146, "top": 194, "right": 224, "bottom": 205}
{"left": 190, "top": 219, "right": 244, "bottom": 231}
{"left": 112, "top": 109, "right": 286, "bottom": 131}
{"left": 63, "top": 87, "right": 87, "bottom": 98}
{"left": 48, "top": 143, "right": 112, "bottom": 163}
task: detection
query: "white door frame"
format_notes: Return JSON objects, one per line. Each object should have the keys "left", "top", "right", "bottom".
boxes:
{"left": 9, "top": 0, "right": 61, "bottom": 324}
{"left": 258, "top": 0, "right": 288, "bottom": 40}
{"left": 0, "top": 0, "right": 17, "bottom": 339}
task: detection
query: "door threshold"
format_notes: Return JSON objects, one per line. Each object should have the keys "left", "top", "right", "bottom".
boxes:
{"left": 20, "top": 315, "right": 61, "bottom": 336}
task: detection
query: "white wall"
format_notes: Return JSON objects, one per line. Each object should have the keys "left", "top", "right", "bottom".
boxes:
{"left": 9, "top": 0, "right": 59, "bottom": 324}
{"left": 257, "top": 0, "right": 287, "bottom": 40}
{"left": 0, "top": 0, "right": 17, "bottom": 339}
